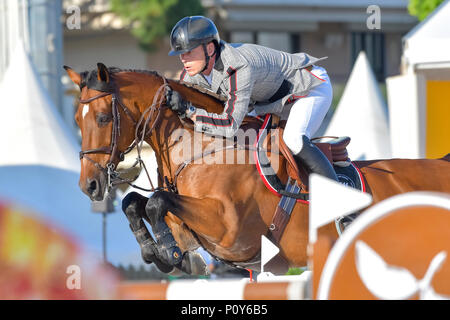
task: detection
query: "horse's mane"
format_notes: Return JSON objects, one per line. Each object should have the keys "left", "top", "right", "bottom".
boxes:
{"left": 80, "top": 67, "right": 227, "bottom": 103}
{"left": 80, "top": 66, "right": 260, "bottom": 134}
{"left": 177, "top": 80, "right": 227, "bottom": 102}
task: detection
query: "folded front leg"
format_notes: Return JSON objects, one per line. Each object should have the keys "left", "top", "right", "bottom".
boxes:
{"left": 145, "top": 191, "right": 235, "bottom": 270}
{"left": 121, "top": 191, "right": 174, "bottom": 273}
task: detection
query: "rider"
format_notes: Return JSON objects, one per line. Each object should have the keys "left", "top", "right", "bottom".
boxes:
{"left": 166, "top": 16, "right": 339, "bottom": 188}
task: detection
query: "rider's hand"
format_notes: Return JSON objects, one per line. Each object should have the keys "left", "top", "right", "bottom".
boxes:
{"left": 247, "top": 109, "right": 258, "bottom": 117}
{"left": 165, "top": 88, "right": 190, "bottom": 117}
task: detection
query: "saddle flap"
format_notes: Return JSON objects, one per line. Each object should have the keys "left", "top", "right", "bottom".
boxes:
{"left": 278, "top": 134, "right": 349, "bottom": 191}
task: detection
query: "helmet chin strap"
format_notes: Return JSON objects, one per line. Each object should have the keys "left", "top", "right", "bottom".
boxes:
{"left": 201, "top": 43, "right": 211, "bottom": 73}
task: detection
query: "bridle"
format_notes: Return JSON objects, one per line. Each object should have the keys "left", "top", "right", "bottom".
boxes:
{"left": 78, "top": 77, "right": 170, "bottom": 194}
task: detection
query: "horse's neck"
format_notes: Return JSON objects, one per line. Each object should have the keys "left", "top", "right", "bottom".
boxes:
{"left": 134, "top": 96, "right": 185, "bottom": 183}
{"left": 133, "top": 95, "right": 187, "bottom": 185}
{"left": 129, "top": 73, "right": 222, "bottom": 184}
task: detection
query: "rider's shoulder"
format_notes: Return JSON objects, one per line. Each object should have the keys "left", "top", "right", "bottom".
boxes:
{"left": 217, "top": 41, "right": 248, "bottom": 72}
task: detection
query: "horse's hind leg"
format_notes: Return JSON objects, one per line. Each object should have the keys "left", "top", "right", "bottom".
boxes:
{"left": 121, "top": 192, "right": 174, "bottom": 273}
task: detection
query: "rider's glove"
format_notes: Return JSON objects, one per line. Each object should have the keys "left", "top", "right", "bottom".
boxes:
{"left": 165, "top": 88, "right": 191, "bottom": 118}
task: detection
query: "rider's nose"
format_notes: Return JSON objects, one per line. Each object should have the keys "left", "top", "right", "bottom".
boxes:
{"left": 86, "top": 178, "right": 100, "bottom": 198}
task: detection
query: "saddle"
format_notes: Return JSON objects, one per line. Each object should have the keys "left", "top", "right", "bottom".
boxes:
{"left": 265, "top": 115, "right": 351, "bottom": 193}
{"left": 283, "top": 135, "right": 350, "bottom": 192}
{"left": 256, "top": 115, "right": 353, "bottom": 274}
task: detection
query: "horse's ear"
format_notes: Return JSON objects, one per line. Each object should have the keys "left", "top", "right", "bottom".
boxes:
{"left": 97, "top": 63, "right": 110, "bottom": 83}
{"left": 64, "top": 65, "right": 81, "bottom": 86}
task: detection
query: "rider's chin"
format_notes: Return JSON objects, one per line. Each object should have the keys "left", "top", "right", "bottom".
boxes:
{"left": 185, "top": 67, "right": 195, "bottom": 76}
{"left": 186, "top": 65, "right": 201, "bottom": 76}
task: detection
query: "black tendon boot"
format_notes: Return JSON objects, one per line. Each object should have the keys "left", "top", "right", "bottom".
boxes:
{"left": 152, "top": 220, "right": 183, "bottom": 266}
{"left": 122, "top": 193, "right": 174, "bottom": 273}
{"left": 294, "top": 135, "right": 355, "bottom": 233}
{"left": 128, "top": 219, "right": 156, "bottom": 263}
{"left": 129, "top": 221, "right": 175, "bottom": 273}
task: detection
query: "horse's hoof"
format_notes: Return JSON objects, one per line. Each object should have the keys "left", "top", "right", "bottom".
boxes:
{"left": 141, "top": 241, "right": 156, "bottom": 264}
{"left": 154, "top": 260, "right": 174, "bottom": 274}
{"left": 168, "top": 267, "right": 184, "bottom": 277}
{"left": 141, "top": 244, "right": 174, "bottom": 273}
{"left": 180, "top": 251, "right": 210, "bottom": 276}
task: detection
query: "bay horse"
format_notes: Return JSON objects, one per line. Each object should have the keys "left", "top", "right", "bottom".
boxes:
{"left": 64, "top": 63, "right": 450, "bottom": 275}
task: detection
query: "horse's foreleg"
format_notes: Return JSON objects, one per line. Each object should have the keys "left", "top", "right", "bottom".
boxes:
{"left": 144, "top": 192, "right": 184, "bottom": 268}
{"left": 145, "top": 191, "right": 229, "bottom": 273}
{"left": 121, "top": 192, "right": 174, "bottom": 273}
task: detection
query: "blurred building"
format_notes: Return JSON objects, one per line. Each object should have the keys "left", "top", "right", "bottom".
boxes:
{"left": 61, "top": 0, "right": 418, "bottom": 84}
{"left": 62, "top": 0, "right": 179, "bottom": 79}
{"left": 209, "top": 0, "right": 417, "bottom": 83}
{"left": 387, "top": 0, "right": 450, "bottom": 159}
{"left": 60, "top": 0, "right": 420, "bottom": 165}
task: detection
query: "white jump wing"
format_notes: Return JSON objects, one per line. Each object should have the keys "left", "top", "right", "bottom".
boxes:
{"left": 419, "top": 251, "right": 450, "bottom": 300}
{"left": 355, "top": 240, "right": 418, "bottom": 300}
{"left": 421, "top": 286, "right": 450, "bottom": 300}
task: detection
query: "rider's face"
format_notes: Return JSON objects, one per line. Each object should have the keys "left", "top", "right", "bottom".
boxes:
{"left": 179, "top": 45, "right": 206, "bottom": 76}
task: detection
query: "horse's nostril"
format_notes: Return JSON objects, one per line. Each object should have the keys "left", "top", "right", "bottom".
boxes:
{"left": 87, "top": 179, "right": 98, "bottom": 195}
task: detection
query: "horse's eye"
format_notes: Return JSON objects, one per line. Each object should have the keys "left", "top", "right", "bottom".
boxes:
{"left": 96, "top": 113, "right": 112, "bottom": 127}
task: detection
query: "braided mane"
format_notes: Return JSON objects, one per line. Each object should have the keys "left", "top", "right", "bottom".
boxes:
{"left": 80, "top": 67, "right": 227, "bottom": 102}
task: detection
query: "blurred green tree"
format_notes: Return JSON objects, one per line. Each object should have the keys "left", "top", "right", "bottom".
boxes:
{"left": 408, "top": 0, "right": 445, "bottom": 21}
{"left": 111, "top": 0, "right": 204, "bottom": 51}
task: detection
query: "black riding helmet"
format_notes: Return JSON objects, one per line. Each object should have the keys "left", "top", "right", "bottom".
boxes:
{"left": 168, "top": 16, "right": 220, "bottom": 56}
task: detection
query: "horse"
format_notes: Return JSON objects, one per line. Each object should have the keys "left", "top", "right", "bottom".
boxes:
{"left": 64, "top": 63, "right": 450, "bottom": 275}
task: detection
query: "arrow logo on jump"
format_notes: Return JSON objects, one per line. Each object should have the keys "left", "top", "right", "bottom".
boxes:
{"left": 261, "top": 235, "right": 280, "bottom": 273}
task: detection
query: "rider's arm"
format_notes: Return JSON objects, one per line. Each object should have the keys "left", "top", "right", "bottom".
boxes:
{"left": 193, "top": 65, "right": 253, "bottom": 138}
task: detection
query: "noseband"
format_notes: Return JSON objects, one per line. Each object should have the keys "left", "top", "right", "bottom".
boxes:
{"left": 78, "top": 77, "right": 170, "bottom": 192}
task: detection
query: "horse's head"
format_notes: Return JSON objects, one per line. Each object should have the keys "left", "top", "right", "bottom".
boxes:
{"left": 65, "top": 63, "right": 139, "bottom": 200}
{"left": 65, "top": 63, "right": 226, "bottom": 200}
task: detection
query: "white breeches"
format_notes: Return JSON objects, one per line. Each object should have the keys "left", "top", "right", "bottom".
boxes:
{"left": 283, "top": 66, "right": 333, "bottom": 154}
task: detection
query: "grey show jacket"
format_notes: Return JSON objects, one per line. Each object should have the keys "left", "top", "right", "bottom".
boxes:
{"left": 180, "top": 41, "right": 327, "bottom": 137}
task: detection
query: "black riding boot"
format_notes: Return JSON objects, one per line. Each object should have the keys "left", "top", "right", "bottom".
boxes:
{"left": 294, "top": 135, "right": 338, "bottom": 182}
{"left": 294, "top": 135, "right": 355, "bottom": 232}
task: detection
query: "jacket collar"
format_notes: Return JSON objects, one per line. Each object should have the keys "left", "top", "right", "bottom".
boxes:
{"left": 213, "top": 46, "right": 224, "bottom": 72}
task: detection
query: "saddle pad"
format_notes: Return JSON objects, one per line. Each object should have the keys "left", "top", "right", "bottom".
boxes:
{"left": 254, "top": 115, "right": 366, "bottom": 201}
{"left": 253, "top": 115, "right": 309, "bottom": 202}
{"left": 334, "top": 162, "right": 366, "bottom": 193}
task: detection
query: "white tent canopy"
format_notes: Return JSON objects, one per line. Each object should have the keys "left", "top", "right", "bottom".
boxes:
{"left": 0, "top": 43, "right": 79, "bottom": 171}
{"left": 325, "top": 51, "right": 391, "bottom": 160}
{"left": 0, "top": 43, "right": 141, "bottom": 266}
{"left": 403, "top": 0, "right": 450, "bottom": 68}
